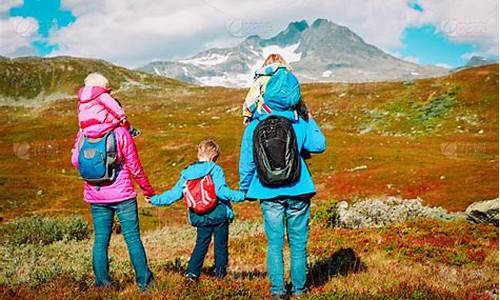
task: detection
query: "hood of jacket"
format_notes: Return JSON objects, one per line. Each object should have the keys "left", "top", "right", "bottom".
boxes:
{"left": 78, "top": 85, "right": 110, "bottom": 103}
{"left": 181, "top": 161, "right": 216, "bottom": 180}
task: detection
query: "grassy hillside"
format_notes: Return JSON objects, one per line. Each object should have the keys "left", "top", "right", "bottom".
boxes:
{"left": 0, "top": 63, "right": 497, "bottom": 221}
{"left": 0, "top": 56, "right": 186, "bottom": 103}
{"left": 0, "top": 59, "right": 497, "bottom": 299}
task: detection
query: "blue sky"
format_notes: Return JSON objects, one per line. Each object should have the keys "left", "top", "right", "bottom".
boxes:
{"left": 393, "top": 25, "right": 477, "bottom": 67}
{"left": 2, "top": 0, "right": 498, "bottom": 68}
{"left": 9, "top": 0, "right": 75, "bottom": 56}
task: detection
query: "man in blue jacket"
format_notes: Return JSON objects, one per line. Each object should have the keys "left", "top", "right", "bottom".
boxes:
{"left": 239, "top": 104, "right": 326, "bottom": 298}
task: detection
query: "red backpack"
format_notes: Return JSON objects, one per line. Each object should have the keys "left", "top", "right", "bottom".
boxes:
{"left": 183, "top": 175, "right": 218, "bottom": 214}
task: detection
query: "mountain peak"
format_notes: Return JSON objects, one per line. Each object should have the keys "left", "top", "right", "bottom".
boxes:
{"left": 465, "top": 56, "right": 496, "bottom": 67}
{"left": 138, "top": 17, "right": 448, "bottom": 87}
{"left": 287, "top": 20, "right": 309, "bottom": 32}
{"left": 261, "top": 19, "right": 308, "bottom": 46}
{"left": 311, "top": 18, "right": 331, "bottom": 28}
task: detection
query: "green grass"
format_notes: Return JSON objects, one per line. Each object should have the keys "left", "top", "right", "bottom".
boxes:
{"left": 0, "top": 217, "right": 496, "bottom": 299}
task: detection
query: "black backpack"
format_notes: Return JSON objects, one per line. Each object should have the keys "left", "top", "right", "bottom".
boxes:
{"left": 253, "top": 115, "right": 300, "bottom": 186}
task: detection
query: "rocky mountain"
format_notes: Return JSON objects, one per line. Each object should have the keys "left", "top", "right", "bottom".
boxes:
{"left": 464, "top": 56, "right": 497, "bottom": 68}
{"left": 137, "top": 19, "right": 448, "bottom": 87}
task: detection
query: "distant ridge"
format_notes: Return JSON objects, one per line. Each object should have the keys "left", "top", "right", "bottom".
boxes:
{"left": 137, "top": 18, "right": 448, "bottom": 87}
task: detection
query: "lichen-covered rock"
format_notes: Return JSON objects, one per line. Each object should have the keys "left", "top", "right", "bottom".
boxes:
{"left": 338, "top": 197, "right": 462, "bottom": 228}
{"left": 465, "top": 199, "right": 499, "bottom": 226}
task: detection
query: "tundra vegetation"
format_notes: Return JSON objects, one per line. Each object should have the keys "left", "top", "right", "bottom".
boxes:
{"left": 0, "top": 59, "right": 497, "bottom": 299}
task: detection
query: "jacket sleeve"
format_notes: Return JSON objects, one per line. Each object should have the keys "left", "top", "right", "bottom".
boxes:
{"left": 303, "top": 118, "right": 326, "bottom": 154}
{"left": 151, "top": 177, "right": 184, "bottom": 206}
{"left": 212, "top": 166, "right": 245, "bottom": 202}
{"left": 71, "top": 131, "right": 82, "bottom": 168}
{"left": 120, "top": 129, "right": 155, "bottom": 197}
{"left": 99, "top": 93, "right": 127, "bottom": 122}
{"left": 239, "top": 123, "right": 256, "bottom": 192}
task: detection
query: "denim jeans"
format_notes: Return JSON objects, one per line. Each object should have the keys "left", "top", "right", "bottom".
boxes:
{"left": 260, "top": 198, "right": 310, "bottom": 296}
{"left": 90, "top": 198, "right": 153, "bottom": 290}
{"left": 187, "top": 221, "right": 229, "bottom": 278}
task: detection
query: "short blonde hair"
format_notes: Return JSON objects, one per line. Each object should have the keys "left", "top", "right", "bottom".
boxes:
{"left": 198, "top": 139, "right": 220, "bottom": 162}
{"left": 84, "top": 72, "right": 109, "bottom": 87}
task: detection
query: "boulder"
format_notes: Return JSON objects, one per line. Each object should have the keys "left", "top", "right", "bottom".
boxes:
{"left": 336, "top": 197, "right": 461, "bottom": 229}
{"left": 465, "top": 199, "right": 499, "bottom": 226}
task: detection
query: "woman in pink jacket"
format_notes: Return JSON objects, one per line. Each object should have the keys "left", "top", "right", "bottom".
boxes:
{"left": 71, "top": 74, "right": 155, "bottom": 291}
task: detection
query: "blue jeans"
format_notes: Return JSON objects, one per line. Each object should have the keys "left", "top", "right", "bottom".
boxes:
{"left": 90, "top": 198, "right": 153, "bottom": 290}
{"left": 260, "top": 198, "right": 310, "bottom": 296}
{"left": 187, "top": 221, "right": 229, "bottom": 278}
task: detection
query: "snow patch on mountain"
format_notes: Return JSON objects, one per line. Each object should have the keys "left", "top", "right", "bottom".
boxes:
{"left": 179, "top": 53, "right": 231, "bottom": 66}
{"left": 322, "top": 70, "right": 333, "bottom": 78}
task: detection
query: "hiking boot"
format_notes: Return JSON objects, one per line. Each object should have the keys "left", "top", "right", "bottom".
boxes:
{"left": 185, "top": 273, "right": 199, "bottom": 283}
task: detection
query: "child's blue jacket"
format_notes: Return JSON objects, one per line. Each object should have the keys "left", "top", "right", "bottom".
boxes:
{"left": 151, "top": 161, "right": 245, "bottom": 226}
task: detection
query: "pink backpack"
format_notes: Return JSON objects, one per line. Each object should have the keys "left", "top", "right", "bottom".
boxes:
{"left": 183, "top": 175, "right": 218, "bottom": 214}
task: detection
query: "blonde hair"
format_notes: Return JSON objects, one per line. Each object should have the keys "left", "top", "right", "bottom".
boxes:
{"left": 262, "top": 53, "right": 291, "bottom": 69}
{"left": 197, "top": 139, "right": 220, "bottom": 162}
{"left": 84, "top": 72, "right": 109, "bottom": 87}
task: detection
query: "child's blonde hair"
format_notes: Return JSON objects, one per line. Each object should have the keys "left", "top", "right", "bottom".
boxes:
{"left": 198, "top": 139, "right": 220, "bottom": 162}
{"left": 84, "top": 72, "right": 109, "bottom": 87}
{"left": 262, "top": 53, "right": 292, "bottom": 70}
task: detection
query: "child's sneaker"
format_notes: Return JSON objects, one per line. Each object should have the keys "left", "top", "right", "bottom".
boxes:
{"left": 129, "top": 127, "right": 141, "bottom": 138}
{"left": 185, "top": 273, "right": 198, "bottom": 283}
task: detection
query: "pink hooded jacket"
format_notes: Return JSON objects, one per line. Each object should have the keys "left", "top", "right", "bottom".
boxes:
{"left": 71, "top": 126, "right": 155, "bottom": 203}
{"left": 77, "top": 86, "right": 126, "bottom": 138}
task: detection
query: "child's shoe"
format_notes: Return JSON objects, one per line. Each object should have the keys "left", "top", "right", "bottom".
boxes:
{"left": 129, "top": 127, "right": 141, "bottom": 138}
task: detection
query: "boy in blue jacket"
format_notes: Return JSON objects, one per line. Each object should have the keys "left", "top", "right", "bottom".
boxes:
{"left": 149, "top": 140, "right": 245, "bottom": 281}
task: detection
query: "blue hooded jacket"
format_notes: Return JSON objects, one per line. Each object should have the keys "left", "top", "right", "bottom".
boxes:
{"left": 239, "top": 111, "right": 326, "bottom": 200}
{"left": 151, "top": 161, "right": 245, "bottom": 226}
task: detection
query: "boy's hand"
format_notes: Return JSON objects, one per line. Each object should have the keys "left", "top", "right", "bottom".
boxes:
{"left": 144, "top": 195, "right": 152, "bottom": 204}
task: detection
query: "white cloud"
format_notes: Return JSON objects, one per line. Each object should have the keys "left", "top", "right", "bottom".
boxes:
{"left": 1, "top": 0, "right": 497, "bottom": 67}
{"left": 0, "top": 0, "right": 22, "bottom": 15}
{"left": 0, "top": 1, "right": 41, "bottom": 57}
{"left": 0, "top": 16, "right": 39, "bottom": 56}
{"left": 415, "top": 0, "right": 498, "bottom": 56}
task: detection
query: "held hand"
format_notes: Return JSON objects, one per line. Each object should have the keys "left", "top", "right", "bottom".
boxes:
{"left": 243, "top": 117, "right": 251, "bottom": 126}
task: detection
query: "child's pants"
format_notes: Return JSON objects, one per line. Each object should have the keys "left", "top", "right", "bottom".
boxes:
{"left": 187, "top": 221, "right": 229, "bottom": 278}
